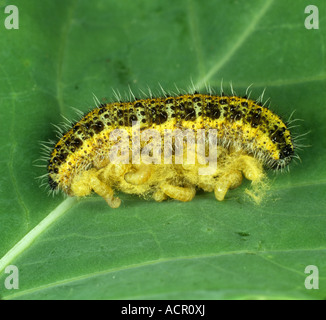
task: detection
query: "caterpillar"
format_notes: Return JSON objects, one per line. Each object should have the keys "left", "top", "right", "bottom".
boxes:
{"left": 45, "top": 88, "right": 296, "bottom": 208}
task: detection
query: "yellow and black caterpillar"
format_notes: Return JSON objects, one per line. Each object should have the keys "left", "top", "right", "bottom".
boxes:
{"left": 46, "top": 91, "right": 295, "bottom": 208}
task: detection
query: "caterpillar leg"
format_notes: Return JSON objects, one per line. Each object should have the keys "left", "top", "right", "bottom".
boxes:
{"left": 160, "top": 183, "right": 196, "bottom": 202}
{"left": 214, "top": 170, "right": 243, "bottom": 201}
{"left": 124, "top": 164, "right": 152, "bottom": 185}
{"left": 70, "top": 168, "right": 121, "bottom": 208}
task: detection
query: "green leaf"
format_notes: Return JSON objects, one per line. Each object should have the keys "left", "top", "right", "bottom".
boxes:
{"left": 1, "top": 0, "right": 325, "bottom": 300}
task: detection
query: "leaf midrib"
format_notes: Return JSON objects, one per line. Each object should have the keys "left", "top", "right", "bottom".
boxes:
{"left": 0, "top": 197, "right": 77, "bottom": 274}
